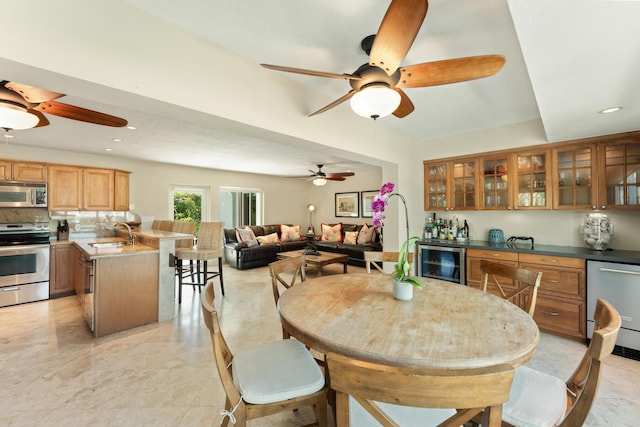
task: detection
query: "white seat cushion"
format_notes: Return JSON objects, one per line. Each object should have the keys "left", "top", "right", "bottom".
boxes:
{"left": 502, "top": 365, "right": 568, "bottom": 427}
{"left": 349, "top": 396, "right": 456, "bottom": 426}
{"left": 232, "top": 338, "right": 325, "bottom": 404}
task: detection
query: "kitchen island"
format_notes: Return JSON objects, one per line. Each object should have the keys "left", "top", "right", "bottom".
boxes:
{"left": 63, "top": 229, "right": 192, "bottom": 337}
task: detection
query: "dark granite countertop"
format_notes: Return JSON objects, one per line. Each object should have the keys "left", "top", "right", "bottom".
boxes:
{"left": 416, "top": 239, "right": 640, "bottom": 265}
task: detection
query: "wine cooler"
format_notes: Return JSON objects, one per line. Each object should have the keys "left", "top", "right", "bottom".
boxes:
{"left": 416, "top": 244, "right": 466, "bottom": 285}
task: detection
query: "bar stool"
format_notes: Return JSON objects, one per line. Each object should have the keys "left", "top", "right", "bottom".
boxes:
{"left": 172, "top": 220, "right": 196, "bottom": 285}
{"left": 175, "top": 222, "right": 225, "bottom": 303}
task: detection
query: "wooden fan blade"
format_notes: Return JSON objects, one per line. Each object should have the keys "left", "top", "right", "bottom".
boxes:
{"left": 28, "top": 109, "right": 50, "bottom": 128}
{"left": 33, "top": 100, "right": 128, "bottom": 127}
{"left": 325, "top": 176, "right": 346, "bottom": 181}
{"left": 392, "top": 88, "right": 414, "bottom": 118}
{"left": 397, "top": 55, "right": 506, "bottom": 88}
{"left": 261, "top": 64, "right": 361, "bottom": 80}
{"left": 326, "top": 172, "right": 355, "bottom": 178}
{"left": 309, "top": 91, "right": 355, "bottom": 117}
{"left": 369, "top": 0, "right": 429, "bottom": 76}
{"left": 5, "top": 81, "right": 64, "bottom": 103}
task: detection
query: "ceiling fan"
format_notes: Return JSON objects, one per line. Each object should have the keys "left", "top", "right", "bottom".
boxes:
{"left": 289, "top": 164, "right": 355, "bottom": 186}
{"left": 0, "top": 80, "right": 128, "bottom": 131}
{"left": 261, "top": 0, "right": 505, "bottom": 120}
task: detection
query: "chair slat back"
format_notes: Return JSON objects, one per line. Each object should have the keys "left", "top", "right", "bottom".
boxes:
{"left": 269, "top": 256, "right": 306, "bottom": 306}
{"left": 327, "top": 352, "right": 514, "bottom": 427}
{"left": 172, "top": 220, "right": 196, "bottom": 249}
{"left": 196, "top": 222, "right": 224, "bottom": 251}
{"left": 200, "top": 282, "right": 242, "bottom": 406}
{"left": 480, "top": 260, "right": 542, "bottom": 316}
{"left": 561, "top": 299, "right": 621, "bottom": 426}
{"left": 364, "top": 251, "right": 414, "bottom": 274}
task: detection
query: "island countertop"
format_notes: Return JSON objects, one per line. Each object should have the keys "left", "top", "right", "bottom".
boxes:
{"left": 71, "top": 238, "right": 159, "bottom": 260}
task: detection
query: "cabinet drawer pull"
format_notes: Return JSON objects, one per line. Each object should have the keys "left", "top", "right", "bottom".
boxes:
{"left": 540, "top": 258, "right": 559, "bottom": 263}
{"left": 544, "top": 311, "right": 559, "bottom": 316}
{"left": 491, "top": 253, "right": 500, "bottom": 257}
{"left": 546, "top": 280, "right": 559, "bottom": 283}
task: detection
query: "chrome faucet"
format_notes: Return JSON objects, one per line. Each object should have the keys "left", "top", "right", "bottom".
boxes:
{"left": 114, "top": 222, "right": 136, "bottom": 245}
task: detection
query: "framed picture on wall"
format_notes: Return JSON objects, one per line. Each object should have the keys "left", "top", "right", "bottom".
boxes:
{"left": 360, "top": 190, "right": 378, "bottom": 218}
{"left": 335, "top": 192, "right": 359, "bottom": 217}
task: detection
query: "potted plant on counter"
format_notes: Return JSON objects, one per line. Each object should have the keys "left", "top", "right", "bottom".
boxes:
{"left": 372, "top": 182, "right": 422, "bottom": 300}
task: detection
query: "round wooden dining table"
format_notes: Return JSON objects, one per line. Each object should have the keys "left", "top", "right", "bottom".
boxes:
{"left": 277, "top": 273, "right": 540, "bottom": 370}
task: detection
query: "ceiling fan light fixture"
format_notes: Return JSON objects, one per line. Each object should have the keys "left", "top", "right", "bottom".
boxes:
{"left": 312, "top": 177, "right": 327, "bottom": 186}
{"left": 350, "top": 83, "right": 401, "bottom": 119}
{"left": 0, "top": 103, "right": 39, "bottom": 130}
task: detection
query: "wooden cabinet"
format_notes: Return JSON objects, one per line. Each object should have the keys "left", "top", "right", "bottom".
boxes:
{"left": 479, "top": 149, "right": 551, "bottom": 210}
{"left": 82, "top": 168, "right": 114, "bottom": 210}
{"left": 597, "top": 140, "right": 640, "bottom": 210}
{"left": 467, "top": 248, "right": 586, "bottom": 340}
{"left": 114, "top": 170, "right": 130, "bottom": 211}
{"left": 552, "top": 143, "right": 597, "bottom": 209}
{"left": 50, "top": 243, "right": 76, "bottom": 297}
{"left": 424, "top": 157, "right": 478, "bottom": 211}
{"left": 48, "top": 165, "right": 83, "bottom": 210}
{"left": 0, "top": 160, "right": 46, "bottom": 182}
{"left": 48, "top": 165, "right": 129, "bottom": 211}
{"left": 518, "top": 253, "right": 586, "bottom": 340}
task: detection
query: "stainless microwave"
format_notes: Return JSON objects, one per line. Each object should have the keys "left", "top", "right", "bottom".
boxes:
{"left": 0, "top": 183, "right": 47, "bottom": 208}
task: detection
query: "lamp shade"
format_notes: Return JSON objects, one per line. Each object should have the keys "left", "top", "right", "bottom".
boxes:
{"left": 350, "top": 84, "right": 401, "bottom": 119}
{"left": 0, "top": 105, "right": 39, "bottom": 130}
{"left": 312, "top": 177, "right": 327, "bottom": 186}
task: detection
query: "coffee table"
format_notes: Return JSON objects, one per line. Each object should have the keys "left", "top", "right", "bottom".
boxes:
{"left": 277, "top": 249, "right": 348, "bottom": 276}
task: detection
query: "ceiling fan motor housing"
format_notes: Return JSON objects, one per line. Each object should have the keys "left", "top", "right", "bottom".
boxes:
{"left": 350, "top": 64, "right": 401, "bottom": 91}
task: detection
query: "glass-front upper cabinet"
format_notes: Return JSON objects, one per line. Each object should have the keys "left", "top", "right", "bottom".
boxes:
{"left": 552, "top": 144, "right": 596, "bottom": 209}
{"left": 598, "top": 141, "right": 640, "bottom": 209}
{"left": 480, "top": 154, "right": 510, "bottom": 209}
{"left": 424, "top": 162, "right": 448, "bottom": 210}
{"left": 424, "top": 158, "right": 478, "bottom": 211}
{"left": 514, "top": 149, "right": 551, "bottom": 209}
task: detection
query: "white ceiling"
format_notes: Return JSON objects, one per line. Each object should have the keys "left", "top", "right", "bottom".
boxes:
{"left": 2, "top": 0, "right": 639, "bottom": 177}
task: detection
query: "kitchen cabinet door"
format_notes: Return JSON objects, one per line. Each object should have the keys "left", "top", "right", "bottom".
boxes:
{"left": 424, "top": 158, "right": 478, "bottom": 211}
{"left": 480, "top": 154, "right": 511, "bottom": 209}
{"left": 50, "top": 244, "right": 75, "bottom": 297}
{"left": 0, "top": 160, "right": 46, "bottom": 182}
{"left": 552, "top": 144, "right": 597, "bottom": 209}
{"left": 48, "top": 165, "right": 82, "bottom": 210}
{"left": 513, "top": 149, "right": 551, "bottom": 209}
{"left": 82, "top": 168, "right": 114, "bottom": 210}
{"left": 597, "top": 141, "right": 640, "bottom": 210}
{"left": 114, "top": 170, "right": 130, "bottom": 211}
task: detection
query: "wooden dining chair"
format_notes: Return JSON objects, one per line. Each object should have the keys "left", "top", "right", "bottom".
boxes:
{"left": 327, "top": 351, "right": 515, "bottom": 427}
{"left": 480, "top": 260, "right": 542, "bottom": 317}
{"left": 200, "top": 281, "right": 328, "bottom": 427}
{"left": 495, "top": 298, "right": 621, "bottom": 427}
{"left": 364, "top": 251, "right": 414, "bottom": 274}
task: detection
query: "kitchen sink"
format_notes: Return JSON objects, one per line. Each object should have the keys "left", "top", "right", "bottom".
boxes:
{"left": 89, "top": 241, "right": 128, "bottom": 248}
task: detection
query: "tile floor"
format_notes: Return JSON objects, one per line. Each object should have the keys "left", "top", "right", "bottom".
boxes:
{"left": 0, "top": 263, "right": 638, "bottom": 426}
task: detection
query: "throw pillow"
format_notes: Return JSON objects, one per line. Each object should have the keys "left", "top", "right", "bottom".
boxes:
{"left": 344, "top": 231, "right": 358, "bottom": 245}
{"left": 235, "top": 226, "right": 258, "bottom": 247}
{"left": 256, "top": 232, "right": 279, "bottom": 245}
{"left": 357, "top": 223, "right": 375, "bottom": 245}
{"left": 321, "top": 223, "right": 342, "bottom": 242}
{"left": 280, "top": 224, "right": 301, "bottom": 242}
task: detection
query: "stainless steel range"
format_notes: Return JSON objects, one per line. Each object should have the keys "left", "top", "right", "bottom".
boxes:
{"left": 0, "top": 222, "right": 50, "bottom": 308}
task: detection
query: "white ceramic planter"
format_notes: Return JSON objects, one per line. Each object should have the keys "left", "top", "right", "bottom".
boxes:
{"left": 393, "top": 279, "right": 414, "bottom": 301}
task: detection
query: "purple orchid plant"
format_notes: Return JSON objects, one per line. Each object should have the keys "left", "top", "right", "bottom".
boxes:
{"left": 372, "top": 182, "right": 422, "bottom": 287}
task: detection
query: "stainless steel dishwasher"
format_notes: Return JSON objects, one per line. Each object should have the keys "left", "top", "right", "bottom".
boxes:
{"left": 587, "top": 260, "right": 640, "bottom": 360}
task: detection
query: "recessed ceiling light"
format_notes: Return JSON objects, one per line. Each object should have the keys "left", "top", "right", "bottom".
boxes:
{"left": 599, "top": 107, "right": 622, "bottom": 114}
{"left": 112, "top": 138, "right": 122, "bottom": 142}
{"left": 104, "top": 148, "right": 113, "bottom": 152}
{"left": 126, "top": 126, "right": 136, "bottom": 130}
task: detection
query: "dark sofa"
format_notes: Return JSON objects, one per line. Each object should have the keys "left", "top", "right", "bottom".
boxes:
{"left": 224, "top": 223, "right": 382, "bottom": 270}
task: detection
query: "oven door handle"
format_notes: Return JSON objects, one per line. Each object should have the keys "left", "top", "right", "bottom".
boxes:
{"left": 599, "top": 267, "right": 640, "bottom": 276}
{"left": 2, "top": 286, "right": 20, "bottom": 292}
